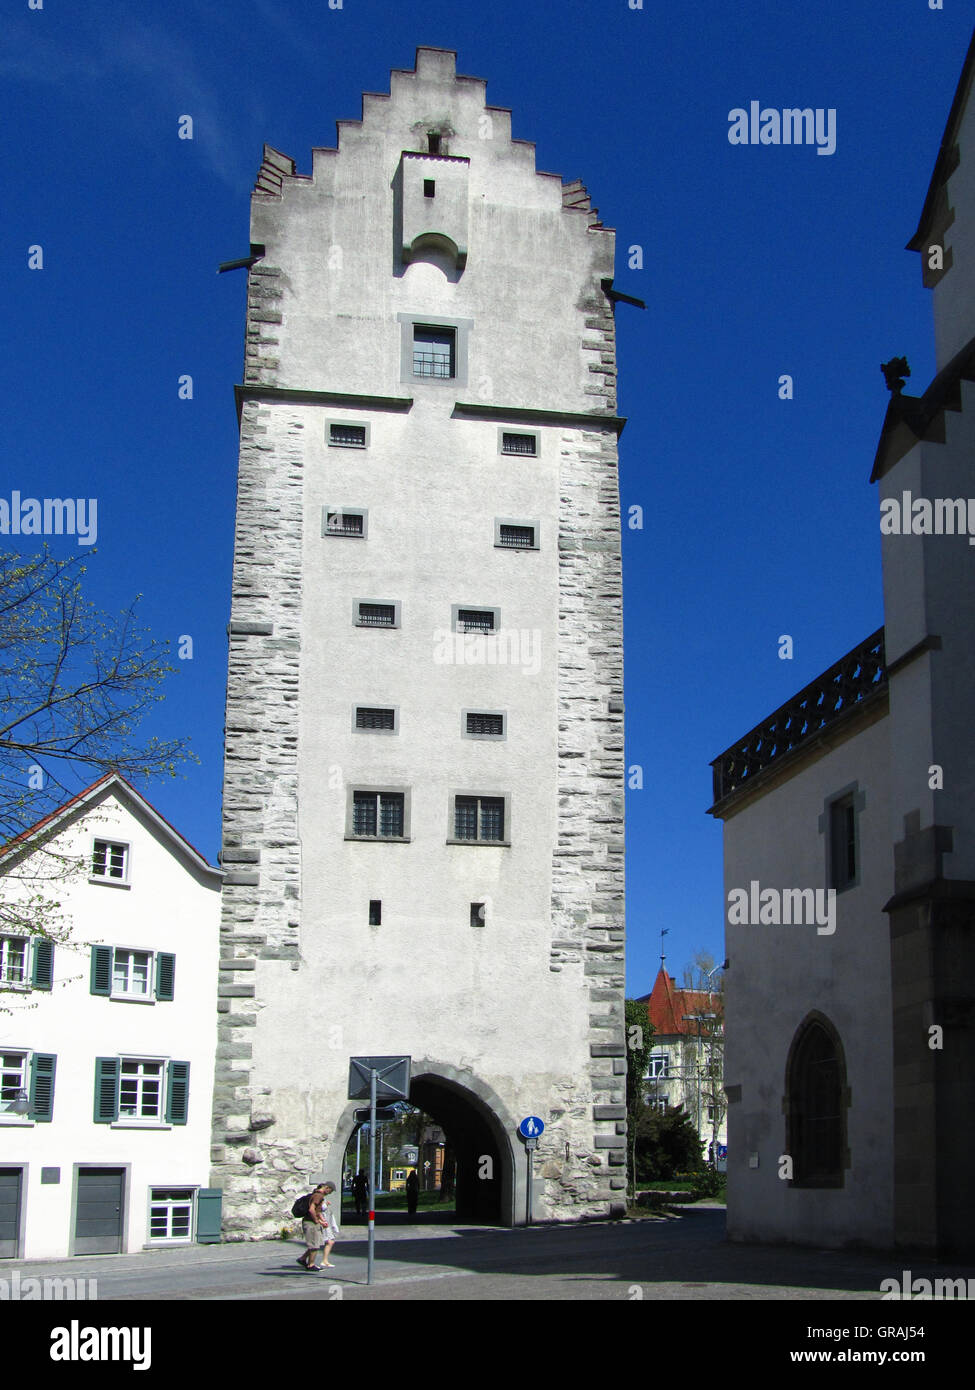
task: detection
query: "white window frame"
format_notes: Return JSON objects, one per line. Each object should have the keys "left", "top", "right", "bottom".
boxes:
{"left": 0, "top": 1049, "right": 29, "bottom": 1117}
{"left": 111, "top": 948, "right": 154, "bottom": 1000}
{"left": 648, "top": 1053, "right": 670, "bottom": 1080}
{"left": 90, "top": 839, "right": 130, "bottom": 886}
{"left": 147, "top": 1187, "right": 197, "bottom": 1244}
{"left": 0, "top": 935, "right": 29, "bottom": 987}
{"left": 117, "top": 1057, "right": 165, "bottom": 1125}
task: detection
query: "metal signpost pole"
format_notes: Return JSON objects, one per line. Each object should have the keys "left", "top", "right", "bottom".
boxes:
{"left": 368, "top": 1068, "right": 377, "bottom": 1286}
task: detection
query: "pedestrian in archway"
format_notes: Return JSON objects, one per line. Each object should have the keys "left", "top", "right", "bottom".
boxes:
{"left": 405, "top": 1169, "right": 419, "bottom": 1216}
{"left": 353, "top": 1170, "right": 368, "bottom": 1217}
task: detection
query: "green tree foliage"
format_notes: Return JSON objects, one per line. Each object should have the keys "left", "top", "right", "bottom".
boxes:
{"left": 634, "top": 1104, "right": 706, "bottom": 1182}
{"left": 624, "top": 997, "right": 654, "bottom": 1199}
{"left": 0, "top": 548, "right": 193, "bottom": 949}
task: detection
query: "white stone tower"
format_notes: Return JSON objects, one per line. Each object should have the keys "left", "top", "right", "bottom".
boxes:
{"left": 212, "top": 47, "right": 627, "bottom": 1230}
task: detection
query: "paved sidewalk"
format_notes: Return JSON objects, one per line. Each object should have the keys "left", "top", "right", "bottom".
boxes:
{"left": 11, "top": 1207, "right": 975, "bottom": 1301}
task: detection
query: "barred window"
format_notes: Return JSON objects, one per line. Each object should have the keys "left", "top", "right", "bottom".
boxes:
{"left": 466, "top": 713, "right": 504, "bottom": 736}
{"left": 329, "top": 423, "right": 367, "bottom": 448}
{"left": 325, "top": 511, "right": 365, "bottom": 536}
{"left": 498, "top": 524, "right": 536, "bottom": 549}
{"left": 357, "top": 603, "right": 396, "bottom": 627}
{"left": 356, "top": 707, "right": 395, "bottom": 731}
{"left": 454, "top": 796, "right": 505, "bottom": 842}
{"left": 501, "top": 432, "right": 537, "bottom": 456}
{"left": 457, "top": 609, "right": 495, "bottom": 634}
{"left": 353, "top": 792, "right": 405, "bottom": 838}
{"left": 413, "top": 327, "right": 455, "bottom": 379}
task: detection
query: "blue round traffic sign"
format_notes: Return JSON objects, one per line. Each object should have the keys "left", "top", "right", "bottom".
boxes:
{"left": 518, "top": 1116, "right": 544, "bottom": 1138}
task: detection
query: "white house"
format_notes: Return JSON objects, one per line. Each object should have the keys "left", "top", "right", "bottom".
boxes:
{"left": 0, "top": 773, "right": 221, "bottom": 1260}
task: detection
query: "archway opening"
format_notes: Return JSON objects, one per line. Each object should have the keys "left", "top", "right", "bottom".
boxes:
{"left": 337, "top": 1070, "right": 515, "bottom": 1226}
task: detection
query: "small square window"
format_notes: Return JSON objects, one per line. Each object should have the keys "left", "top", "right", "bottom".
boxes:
{"left": 470, "top": 902, "right": 486, "bottom": 928}
{"left": 328, "top": 423, "right": 368, "bottom": 449}
{"left": 500, "top": 431, "right": 538, "bottom": 457}
{"left": 323, "top": 509, "right": 367, "bottom": 538}
{"left": 427, "top": 132, "right": 442, "bottom": 154}
{"left": 355, "top": 706, "right": 396, "bottom": 732}
{"left": 413, "top": 327, "right": 455, "bottom": 379}
{"left": 465, "top": 711, "right": 505, "bottom": 738}
{"left": 91, "top": 840, "right": 128, "bottom": 882}
{"left": 369, "top": 900, "right": 382, "bottom": 926}
{"left": 356, "top": 601, "right": 399, "bottom": 628}
{"left": 423, "top": 179, "right": 436, "bottom": 198}
{"left": 454, "top": 607, "right": 497, "bottom": 634}
{"left": 498, "top": 524, "right": 536, "bottom": 550}
{"left": 495, "top": 519, "right": 539, "bottom": 550}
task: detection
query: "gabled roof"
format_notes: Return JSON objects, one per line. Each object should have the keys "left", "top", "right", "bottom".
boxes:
{"left": 909, "top": 26, "right": 975, "bottom": 252}
{"left": 0, "top": 772, "right": 220, "bottom": 881}
{"left": 636, "top": 968, "right": 721, "bottom": 1037}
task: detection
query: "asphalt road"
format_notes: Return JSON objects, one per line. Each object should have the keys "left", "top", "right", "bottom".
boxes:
{"left": 14, "top": 1206, "right": 975, "bottom": 1302}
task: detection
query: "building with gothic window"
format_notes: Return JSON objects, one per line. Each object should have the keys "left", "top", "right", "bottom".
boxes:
{"left": 710, "top": 30, "right": 975, "bottom": 1255}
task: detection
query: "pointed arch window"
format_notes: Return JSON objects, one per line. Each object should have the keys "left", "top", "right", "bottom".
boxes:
{"left": 785, "top": 1015, "right": 847, "bottom": 1188}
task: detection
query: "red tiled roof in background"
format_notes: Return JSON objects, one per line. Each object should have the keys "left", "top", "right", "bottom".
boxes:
{"left": 636, "top": 968, "right": 721, "bottom": 1037}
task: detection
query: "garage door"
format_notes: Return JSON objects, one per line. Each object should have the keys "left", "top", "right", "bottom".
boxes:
{"left": 74, "top": 1168, "right": 124, "bottom": 1255}
{"left": 0, "top": 1169, "right": 22, "bottom": 1258}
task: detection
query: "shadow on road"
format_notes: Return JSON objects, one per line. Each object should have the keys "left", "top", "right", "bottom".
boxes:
{"left": 257, "top": 1208, "right": 975, "bottom": 1294}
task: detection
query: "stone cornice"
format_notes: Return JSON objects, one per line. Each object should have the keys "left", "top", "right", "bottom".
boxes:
{"left": 452, "top": 401, "right": 626, "bottom": 435}
{"left": 235, "top": 384, "right": 414, "bottom": 423}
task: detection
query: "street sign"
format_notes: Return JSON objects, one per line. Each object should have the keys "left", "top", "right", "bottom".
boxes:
{"left": 348, "top": 1056, "right": 412, "bottom": 1101}
{"left": 518, "top": 1116, "right": 544, "bottom": 1139}
{"left": 354, "top": 1106, "right": 398, "bottom": 1123}
{"left": 718, "top": 1144, "right": 728, "bottom": 1159}
{"left": 523, "top": 1136, "right": 539, "bottom": 1151}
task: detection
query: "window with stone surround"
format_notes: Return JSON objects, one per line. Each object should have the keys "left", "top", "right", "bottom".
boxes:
{"left": 355, "top": 600, "right": 400, "bottom": 629}
{"left": 347, "top": 788, "right": 410, "bottom": 841}
{"left": 449, "top": 794, "right": 509, "bottom": 845}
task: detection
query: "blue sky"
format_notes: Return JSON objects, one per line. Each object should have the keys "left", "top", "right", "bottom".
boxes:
{"left": 4, "top": 0, "right": 972, "bottom": 993}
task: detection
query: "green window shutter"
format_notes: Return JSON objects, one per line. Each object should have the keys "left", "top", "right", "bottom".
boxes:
{"left": 31, "top": 938, "right": 54, "bottom": 990}
{"left": 196, "top": 1188, "right": 223, "bottom": 1243}
{"left": 90, "top": 945, "right": 112, "bottom": 995}
{"left": 155, "top": 952, "right": 175, "bottom": 1002}
{"left": 93, "top": 1057, "right": 119, "bottom": 1123}
{"left": 30, "top": 1053, "right": 57, "bottom": 1122}
{"left": 166, "top": 1061, "right": 190, "bottom": 1125}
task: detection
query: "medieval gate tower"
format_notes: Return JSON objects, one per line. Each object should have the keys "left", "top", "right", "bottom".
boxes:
{"left": 211, "top": 47, "right": 627, "bottom": 1229}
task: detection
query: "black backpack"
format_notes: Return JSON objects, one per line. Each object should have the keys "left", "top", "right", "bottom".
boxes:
{"left": 291, "top": 1192, "right": 313, "bottom": 1219}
